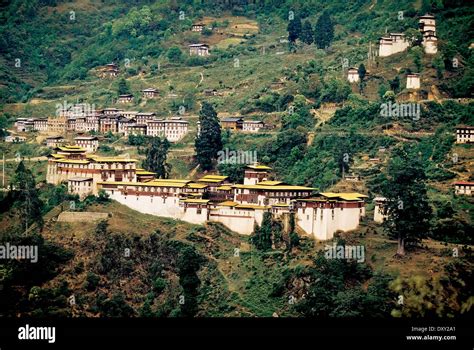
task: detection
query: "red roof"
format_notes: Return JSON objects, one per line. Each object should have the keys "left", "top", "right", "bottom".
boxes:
{"left": 454, "top": 181, "right": 474, "bottom": 186}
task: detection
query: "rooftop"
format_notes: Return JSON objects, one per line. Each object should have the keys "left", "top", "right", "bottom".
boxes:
{"left": 246, "top": 164, "right": 272, "bottom": 171}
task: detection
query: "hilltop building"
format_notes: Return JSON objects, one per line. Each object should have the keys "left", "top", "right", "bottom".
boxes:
{"left": 49, "top": 150, "right": 367, "bottom": 239}
{"left": 378, "top": 33, "right": 409, "bottom": 57}
{"left": 378, "top": 14, "right": 438, "bottom": 57}
{"left": 419, "top": 14, "right": 438, "bottom": 54}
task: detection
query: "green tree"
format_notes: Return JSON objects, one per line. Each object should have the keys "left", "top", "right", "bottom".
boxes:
{"left": 380, "top": 145, "right": 432, "bottom": 256}
{"left": 117, "top": 78, "right": 130, "bottom": 96}
{"left": 411, "top": 46, "right": 423, "bottom": 73}
{"left": 358, "top": 64, "right": 367, "bottom": 93}
{"left": 143, "top": 137, "right": 171, "bottom": 179}
{"left": 194, "top": 102, "right": 222, "bottom": 171}
{"left": 432, "top": 54, "right": 444, "bottom": 79}
{"left": 300, "top": 20, "right": 313, "bottom": 45}
{"left": 314, "top": 11, "right": 334, "bottom": 49}
{"left": 167, "top": 46, "right": 183, "bottom": 61}
{"left": 177, "top": 245, "right": 202, "bottom": 317}
{"left": 405, "top": 28, "right": 423, "bottom": 46}
{"left": 358, "top": 64, "right": 366, "bottom": 81}
{"left": 250, "top": 212, "right": 273, "bottom": 251}
{"left": 11, "top": 161, "right": 44, "bottom": 232}
{"left": 389, "top": 76, "right": 401, "bottom": 92}
{"left": 287, "top": 16, "right": 302, "bottom": 43}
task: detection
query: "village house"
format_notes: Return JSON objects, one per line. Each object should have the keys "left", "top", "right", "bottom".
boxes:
{"left": 4, "top": 135, "right": 26, "bottom": 143}
{"left": 117, "top": 117, "right": 133, "bottom": 134}
{"left": 14, "top": 118, "right": 28, "bottom": 132}
{"left": 454, "top": 181, "right": 474, "bottom": 196}
{"left": 142, "top": 88, "right": 159, "bottom": 99}
{"left": 100, "top": 63, "right": 119, "bottom": 78}
{"left": 347, "top": 67, "right": 360, "bottom": 83}
{"left": 344, "top": 174, "right": 361, "bottom": 182}
{"left": 146, "top": 118, "right": 189, "bottom": 142}
{"left": 204, "top": 89, "right": 218, "bottom": 96}
{"left": 33, "top": 118, "right": 48, "bottom": 132}
{"left": 122, "top": 111, "right": 138, "bottom": 119}
{"left": 74, "top": 136, "right": 99, "bottom": 153}
{"left": 117, "top": 94, "right": 134, "bottom": 104}
{"left": 45, "top": 136, "right": 65, "bottom": 148}
{"left": 124, "top": 124, "right": 147, "bottom": 136}
{"left": 47, "top": 115, "right": 67, "bottom": 134}
{"left": 406, "top": 73, "right": 420, "bottom": 90}
{"left": 455, "top": 125, "right": 474, "bottom": 144}
{"left": 102, "top": 108, "right": 123, "bottom": 115}
{"left": 192, "top": 23, "right": 204, "bottom": 32}
{"left": 221, "top": 117, "right": 243, "bottom": 130}
{"left": 83, "top": 115, "right": 100, "bottom": 132}
{"left": 15, "top": 118, "right": 35, "bottom": 132}
{"left": 242, "top": 120, "right": 265, "bottom": 133}
{"left": 67, "top": 118, "right": 76, "bottom": 132}
{"left": 189, "top": 44, "right": 210, "bottom": 56}
{"left": 99, "top": 116, "right": 119, "bottom": 134}
{"left": 135, "top": 112, "right": 156, "bottom": 124}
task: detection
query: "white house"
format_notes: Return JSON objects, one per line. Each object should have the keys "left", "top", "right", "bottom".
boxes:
{"left": 454, "top": 181, "right": 474, "bottom": 196}
{"left": 242, "top": 120, "right": 265, "bottom": 133}
{"left": 347, "top": 67, "right": 360, "bottom": 83}
{"left": 455, "top": 126, "right": 474, "bottom": 144}
{"left": 373, "top": 197, "right": 387, "bottom": 223}
{"left": 406, "top": 73, "right": 420, "bottom": 90}
{"left": 378, "top": 33, "right": 409, "bottom": 57}
{"left": 189, "top": 44, "right": 210, "bottom": 56}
